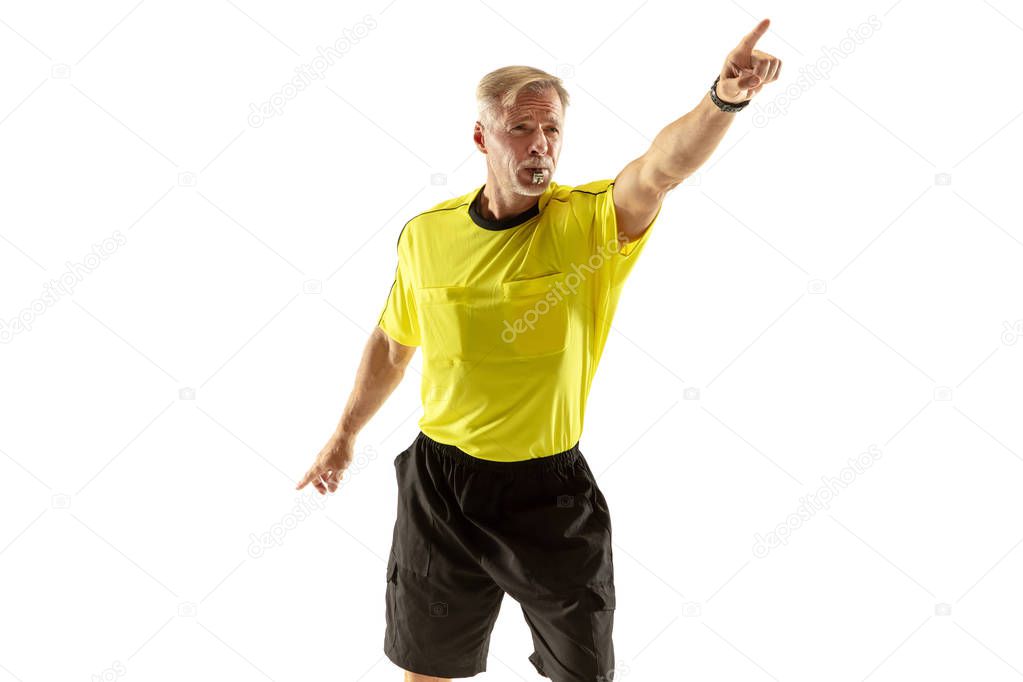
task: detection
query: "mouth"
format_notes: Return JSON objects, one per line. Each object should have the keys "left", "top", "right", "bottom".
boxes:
{"left": 523, "top": 167, "right": 550, "bottom": 184}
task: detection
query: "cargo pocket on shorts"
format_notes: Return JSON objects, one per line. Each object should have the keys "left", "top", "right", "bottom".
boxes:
{"left": 390, "top": 451, "right": 432, "bottom": 577}
{"left": 384, "top": 552, "right": 398, "bottom": 653}
{"left": 587, "top": 582, "right": 616, "bottom": 680}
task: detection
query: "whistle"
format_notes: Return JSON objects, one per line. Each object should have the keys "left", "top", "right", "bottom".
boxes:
{"left": 532, "top": 170, "right": 544, "bottom": 184}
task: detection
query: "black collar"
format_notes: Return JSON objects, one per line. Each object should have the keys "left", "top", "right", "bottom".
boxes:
{"left": 469, "top": 185, "right": 540, "bottom": 230}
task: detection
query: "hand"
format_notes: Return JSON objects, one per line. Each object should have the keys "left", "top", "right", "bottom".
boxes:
{"left": 717, "top": 18, "right": 782, "bottom": 104}
{"left": 296, "top": 435, "right": 354, "bottom": 495}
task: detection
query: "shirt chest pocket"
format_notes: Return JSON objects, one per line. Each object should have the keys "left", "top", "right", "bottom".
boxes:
{"left": 416, "top": 272, "right": 569, "bottom": 362}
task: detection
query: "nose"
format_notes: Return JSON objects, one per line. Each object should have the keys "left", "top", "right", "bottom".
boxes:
{"left": 527, "top": 128, "right": 548, "bottom": 156}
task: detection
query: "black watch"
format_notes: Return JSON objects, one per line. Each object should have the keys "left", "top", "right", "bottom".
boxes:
{"left": 710, "top": 75, "right": 751, "bottom": 112}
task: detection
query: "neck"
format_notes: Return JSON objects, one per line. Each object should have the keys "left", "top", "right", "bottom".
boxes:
{"left": 476, "top": 176, "right": 542, "bottom": 221}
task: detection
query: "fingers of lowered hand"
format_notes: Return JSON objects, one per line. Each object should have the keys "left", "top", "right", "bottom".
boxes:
{"left": 297, "top": 466, "right": 327, "bottom": 493}
{"left": 312, "top": 473, "right": 328, "bottom": 495}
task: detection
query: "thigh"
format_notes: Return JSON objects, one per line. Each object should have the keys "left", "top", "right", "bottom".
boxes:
{"left": 483, "top": 451, "right": 615, "bottom": 598}
{"left": 497, "top": 453, "right": 617, "bottom": 680}
{"left": 384, "top": 436, "right": 507, "bottom": 678}
{"left": 521, "top": 582, "right": 616, "bottom": 682}
{"left": 385, "top": 557, "right": 505, "bottom": 678}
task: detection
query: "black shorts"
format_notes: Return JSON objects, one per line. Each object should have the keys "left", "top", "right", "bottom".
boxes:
{"left": 384, "top": 431, "right": 617, "bottom": 681}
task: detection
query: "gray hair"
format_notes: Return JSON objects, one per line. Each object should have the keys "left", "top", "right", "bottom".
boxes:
{"left": 476, "top": 65, "right": 570, "bottom": 128}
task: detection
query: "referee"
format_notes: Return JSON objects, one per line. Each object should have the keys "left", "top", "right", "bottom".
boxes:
{"left": 298, "top": 19, "right": 780, "bottom": 682}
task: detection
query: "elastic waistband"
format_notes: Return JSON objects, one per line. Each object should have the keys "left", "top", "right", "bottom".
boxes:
{"left": 416, "top": 431, "right": 581, "bottom": 474}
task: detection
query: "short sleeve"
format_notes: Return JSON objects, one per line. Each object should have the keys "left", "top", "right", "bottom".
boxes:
{"left": 377, "top": 246, "right": 421, "bottom": 347}
{"left": 580, "top": 177, "right": 662, "bottom": 360}
{"left": 591, "top": 179, "right": 661, "bottom": 288}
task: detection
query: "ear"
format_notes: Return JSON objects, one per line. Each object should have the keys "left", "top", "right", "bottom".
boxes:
{"left": 473, "top": 121, "right": 487, "bottom": 153}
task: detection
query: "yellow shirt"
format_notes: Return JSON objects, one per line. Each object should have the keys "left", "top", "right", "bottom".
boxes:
{"left": 377, "top": 178, "right": 660, "bottom": 461}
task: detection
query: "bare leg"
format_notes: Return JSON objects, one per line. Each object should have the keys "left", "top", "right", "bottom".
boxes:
{"left": 404, "top": 671, "right": 451, "bottom": 682}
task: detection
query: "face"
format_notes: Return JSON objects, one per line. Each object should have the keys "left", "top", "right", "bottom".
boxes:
{"left": 474, "top": 87, "right": 563, "bottom": 197}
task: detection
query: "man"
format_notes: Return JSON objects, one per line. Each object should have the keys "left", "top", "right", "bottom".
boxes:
{"left": 298, "top": 19, "right": 780, "bottom": 682}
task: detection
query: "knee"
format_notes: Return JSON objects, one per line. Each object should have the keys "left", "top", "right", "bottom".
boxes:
{"left": 403, "top": 670, "right": 451, "bottom": 682}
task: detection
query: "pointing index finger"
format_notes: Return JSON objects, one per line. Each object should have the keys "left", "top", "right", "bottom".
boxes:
{"left": 737, "top": 18, "right": 770, "bottom": 54}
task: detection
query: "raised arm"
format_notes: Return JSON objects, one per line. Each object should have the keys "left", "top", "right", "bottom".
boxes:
{"left": 613, "top": 18, "right": 781, "bottom": 244}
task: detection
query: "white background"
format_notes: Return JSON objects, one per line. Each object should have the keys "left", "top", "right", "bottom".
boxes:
{"left": 2, "top": 0, "right": 1022, "bottom": 680}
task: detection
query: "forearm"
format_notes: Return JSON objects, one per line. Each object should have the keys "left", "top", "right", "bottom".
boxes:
{"left": 333, "top": 330, "right": 409, "bottom": 442}
{"left": 646, "top": 91, "right": 743, "bottom": 185}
